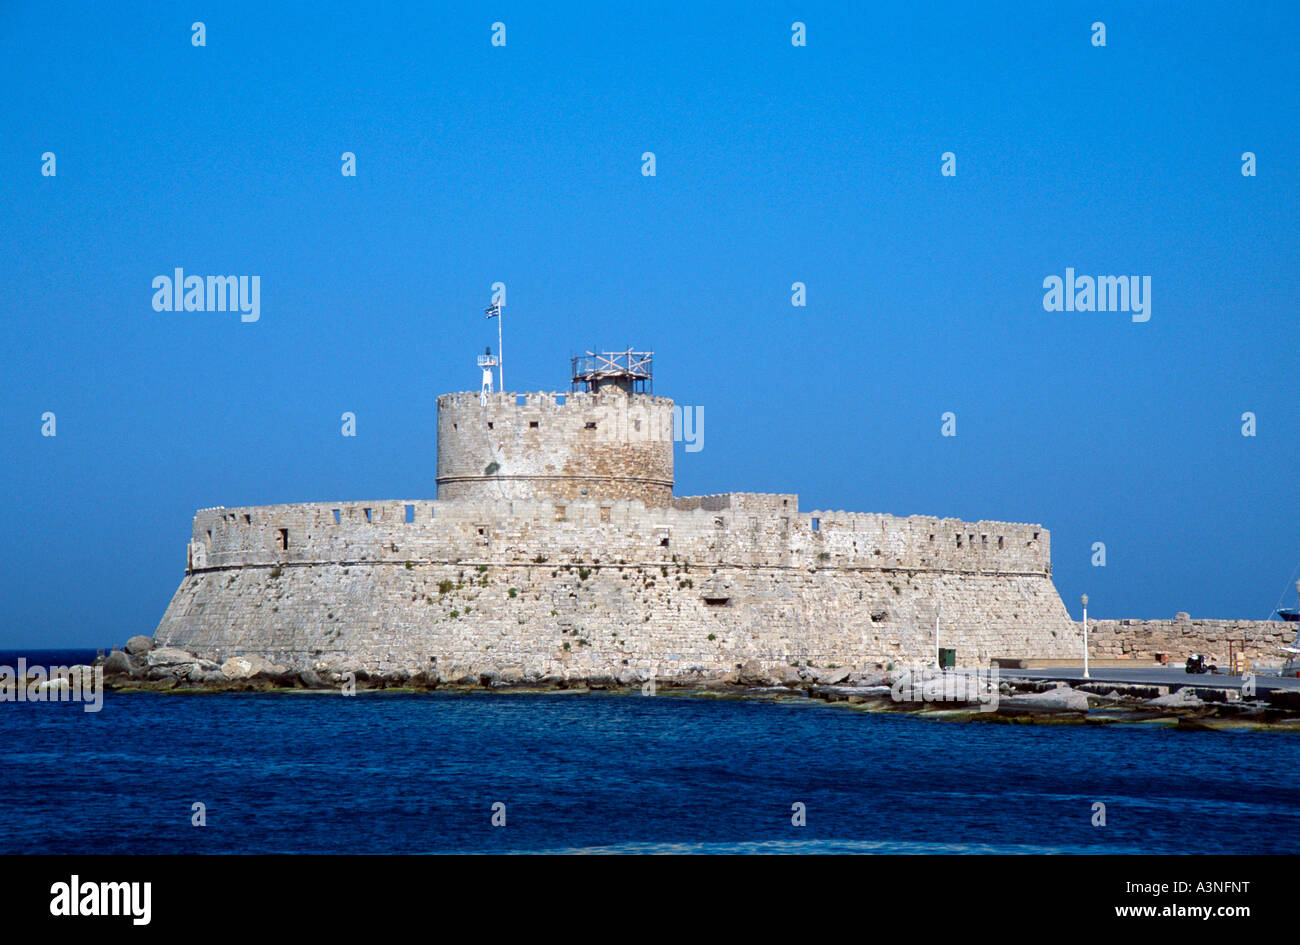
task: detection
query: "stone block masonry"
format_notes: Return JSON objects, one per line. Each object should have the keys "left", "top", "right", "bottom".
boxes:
{"left": 155, "top": 494, "right": 1082, "bottom": 677}
{"left": 437, "top": 391, "right": 675, "bottom": 507}
{"left": 151, "top": 380, "right": 1089, "bottom": 678}
{"left": 1083, "top": 614, "right": 1295, "bottom": 665}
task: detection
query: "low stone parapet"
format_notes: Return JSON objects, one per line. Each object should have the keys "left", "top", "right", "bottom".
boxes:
{"left": 1080, "top": 614, "right": 1294, "bottom": 665}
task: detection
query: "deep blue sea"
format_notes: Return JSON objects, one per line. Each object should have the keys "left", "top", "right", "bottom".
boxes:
{"left": 2, "top": 650, "right": 1298, "bottom": 854}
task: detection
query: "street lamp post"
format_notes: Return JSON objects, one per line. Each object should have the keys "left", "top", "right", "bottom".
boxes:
{"left": 935, "top": 604, "right": 941, "bottom": 670}
{"left": 1081, "top": 593, "right": 1090, "bottom": 679}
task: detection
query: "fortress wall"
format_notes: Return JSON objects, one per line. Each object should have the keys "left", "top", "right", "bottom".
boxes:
{"left": 1084, "top": 615, "right": 1296, "bottom": 664}
{"left": 801, "top": 510, "right": 1049, "bottom": 575}
{"left": 156, "top": 496, "right": 1078, "bottom": 675}
{"left": 185, "top": 498, "right": 1052, "bottom": 577}
{"left": 673, "top": 493, "right": 799, "bottom": 512}
{"left": 155, "top": 560, "right": 1077, "bottom": 677}
{"left": 436, "top": 391, "right": 675, "bottom": 507}
{"left": 154, "top": 369, "right": 1089, "bottom": 679}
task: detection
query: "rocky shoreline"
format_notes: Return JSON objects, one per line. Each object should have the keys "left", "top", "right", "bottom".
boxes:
{"left": 49, "top": 637, "right": 1295, "bottom": 730}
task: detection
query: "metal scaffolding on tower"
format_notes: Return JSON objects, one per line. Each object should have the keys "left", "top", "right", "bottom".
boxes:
{"left": 570, "top": 349, "right": 653, "bottom": 394}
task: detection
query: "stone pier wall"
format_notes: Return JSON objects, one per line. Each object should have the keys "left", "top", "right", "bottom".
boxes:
{"left": 1083, "top": 613, "right": 1296, "bottom": 665}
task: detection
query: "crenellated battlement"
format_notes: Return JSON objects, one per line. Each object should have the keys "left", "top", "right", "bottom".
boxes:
{"left": 436, "top": 387, "right": 676, "bottom": 507}
{"left": 437, "top": 390, "right": 675, "bottom": 410}
{"left": 154, "top": 354, "right": 1077, "bottom": 676}
{"left": 184, "top": 496, "right": 1051, "bottom": 577}
{"left": 673, "top": 493, "right": 799, "bottom": 512}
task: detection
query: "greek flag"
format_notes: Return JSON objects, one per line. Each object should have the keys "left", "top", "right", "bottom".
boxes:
{"left": 485, "top": 302, "right": 501, "bottom": 319}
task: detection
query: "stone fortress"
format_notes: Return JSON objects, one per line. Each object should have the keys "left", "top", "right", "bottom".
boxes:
{"left": 154, "top": 349, "right": 1116, "bottom": 682}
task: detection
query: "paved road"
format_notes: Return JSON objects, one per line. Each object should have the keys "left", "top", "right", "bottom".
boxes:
{"left": 997, "top": 665, "right": 1300, "bottom": 693}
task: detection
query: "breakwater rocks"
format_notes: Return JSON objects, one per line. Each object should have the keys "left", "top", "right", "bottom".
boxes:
{"left": 93, "top": 639, "right": 1300, "bottom": 728}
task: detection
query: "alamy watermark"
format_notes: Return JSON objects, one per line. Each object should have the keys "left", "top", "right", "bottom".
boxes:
{"left": 151, "top": 269, "right": 260, "bottom": 322}
{"left": 1, "top": 660, "right": 104, "bottom": 712}
{"left": 890, "top": 664, "right": 1000, "bottom": 712}
{"left": 50, "top": 875, "right": 150, "bottom": 925}
{"left": 603, "top": 404, "right": 703, "bottom": 452}
{"left": 673, "top": 405, "right": 703, "bottom": 452}
{"left": 1042, "top": 268, "right": 1150, "bottom": 322}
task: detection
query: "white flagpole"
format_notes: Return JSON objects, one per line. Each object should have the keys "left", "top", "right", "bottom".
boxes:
{"left": 497, "top": 303, "right": 504, "bottom": 392}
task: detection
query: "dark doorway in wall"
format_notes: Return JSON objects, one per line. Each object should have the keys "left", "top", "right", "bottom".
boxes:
{"left": 276, "top": 528, "right": 289, "bottom": 551}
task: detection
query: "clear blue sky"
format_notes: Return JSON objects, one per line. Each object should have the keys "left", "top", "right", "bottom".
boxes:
{"left": 2, "top": 2, "right": 1297, "bottom": 647}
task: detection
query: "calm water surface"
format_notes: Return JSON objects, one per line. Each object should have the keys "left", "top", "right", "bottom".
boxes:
{"left": 2, "top": 651, "right": 1297, "bottom": 853}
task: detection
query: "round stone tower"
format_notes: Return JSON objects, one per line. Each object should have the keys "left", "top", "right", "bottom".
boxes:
{"left": 436, "top": 350, "right": 675, "bottom": 507}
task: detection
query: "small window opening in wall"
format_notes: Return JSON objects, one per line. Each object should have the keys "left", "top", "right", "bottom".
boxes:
{"left": 332, "top": 508, "right": 341, "bottom": 524}
{"left": 782, "top": 499, "right": 788, "bottom": 507}
{"left": 364, "top": 508, "right": 373, "bottom": 523}
{"left": 529, "top": 420, "right": 539, "bottom": 429}
{"left": 276, "top": 528, "right": 289, "bottom": 551}
{"left": 660, "top": 537, "right": 670, "bottom": 547}
{"left": 956, "top": 534, "right": 963, "bottom": 548}
{"left": 477, "top": 526, "right": 488, "bottom": 537}
{"left": 703, "top": 596, "right": 729, "bottom": 606}
{"left": 405, "top": 504, "right": 415, "bottom": 523}
{"left": 1032, "top": 531, "right": 1039, "bottom": 540}
{"left": 243, "top": 514, "right": 251, "bottom": 525}
{"left": 969, "top": 534, "right": 975, "bottom": 544}
{"left": 206, "top": 529, "right": 212, "bottom": 542}
{"left": 585, "top": 421, "right": 597, "bottom": 430}
{"left": 998, "top": 536, "right": 1004, "bottom": 548}
{"left": 811, "top": 518, "right": 820, "bottom": 531}
{"left": 487, "top": 421, "right": 494, "bottom": 430}
{"left": 981, "top": 535, "right": 987, "bottom": 545}
{"left": 453, "top": 423, "right": 458, "bottom": 431}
